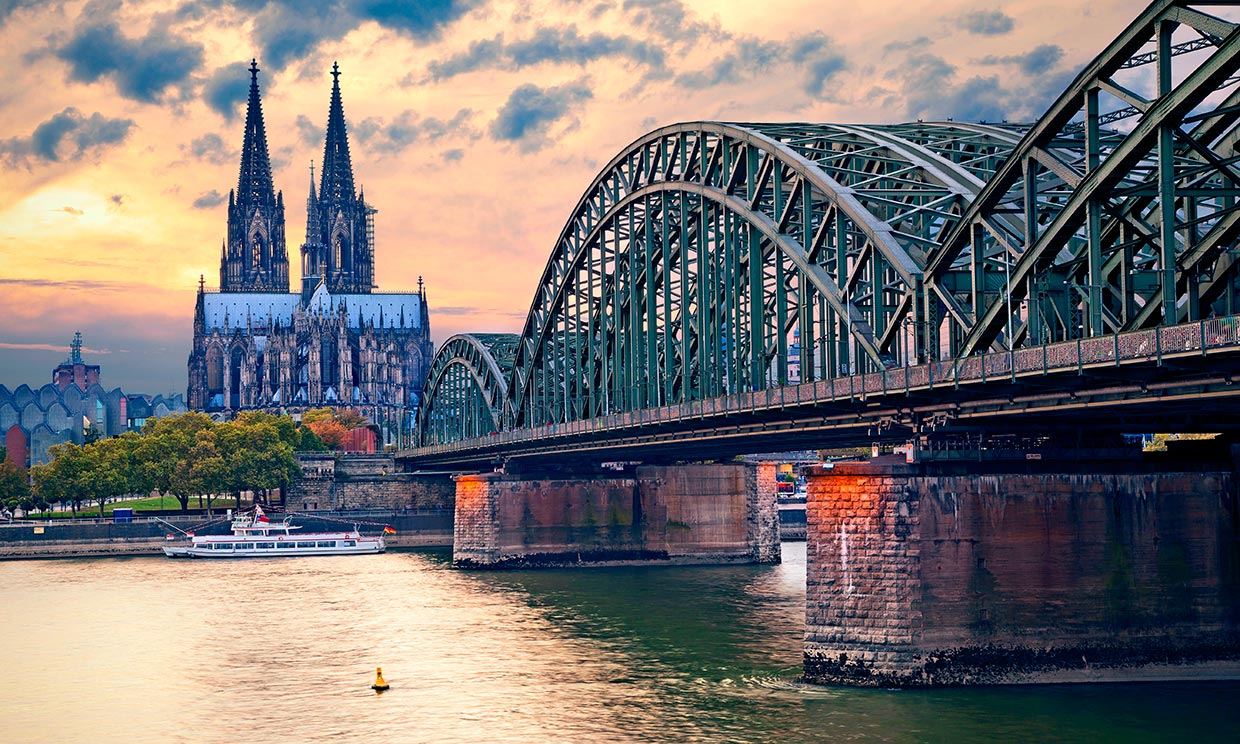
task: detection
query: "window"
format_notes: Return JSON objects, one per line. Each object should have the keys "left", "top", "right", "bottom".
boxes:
{"left": 215, "top": 543, "right": 233, "bottom": 550}
{"left": 317, "top": 541, "right": 333, "bottom": 548}
{"left": 235, "top": 543, "right": 253, "bottom": 550}
{"left": 342, "top": 540, "right": 355, "bottom": 547}
{"left": 255, "top": 542, "right": 275, "bottom": 549}
{"left": 277, "top": 543, "right": 296, "bottom": 549}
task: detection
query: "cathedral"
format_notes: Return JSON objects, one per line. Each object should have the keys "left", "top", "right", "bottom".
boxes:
{"left": 188, "top": 62, "right": 432, "bottom": 429}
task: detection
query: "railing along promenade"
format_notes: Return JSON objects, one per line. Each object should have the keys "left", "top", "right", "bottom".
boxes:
{"left": 410, "top": 316, "right": 1240, "bottom": 462}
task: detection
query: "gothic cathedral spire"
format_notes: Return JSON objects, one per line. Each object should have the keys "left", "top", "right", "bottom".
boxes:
{"left": 220, "top": 59, "right": 289, "bottom": 293}
{"left": 301, "top": 62, "right": 374, "bottom": 296}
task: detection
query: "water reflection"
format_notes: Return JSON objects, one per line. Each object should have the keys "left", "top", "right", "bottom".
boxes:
{"left": 0, "top": 543, "right": 1236, "bottom": 744}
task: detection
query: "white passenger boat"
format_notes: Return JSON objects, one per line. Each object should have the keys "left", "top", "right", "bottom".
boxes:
{"left": 162, "top": 506, "right": 386, "bottom": 558}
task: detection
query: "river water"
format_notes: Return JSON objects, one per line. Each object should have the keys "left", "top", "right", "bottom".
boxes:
{"left": 1, "top": 543, "right": 1235, "bottom": 743}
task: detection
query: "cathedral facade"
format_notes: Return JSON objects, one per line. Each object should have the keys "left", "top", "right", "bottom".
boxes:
{"left": 188, "top": 62, "right": 432, "bottom": 428}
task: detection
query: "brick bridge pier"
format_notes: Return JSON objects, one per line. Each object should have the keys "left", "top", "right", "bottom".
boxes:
{"left": 452, "top": 462, "right": 780, "bottom": 568}
{"left": 802, "top": 447, "right": 1240, "bottom": 686}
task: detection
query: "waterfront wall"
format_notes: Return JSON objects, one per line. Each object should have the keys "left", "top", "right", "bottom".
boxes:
{"left": 453, "top": 462, "right": 779, "bottom": 568}
{"left": 0, "top": 511, "right": 453, "bottom": 559}
{"left": 287, "top": 454, "right": 456, "bottom": 511}
{"left": 802, "top": 458, "right": 1240, "bottom": 687}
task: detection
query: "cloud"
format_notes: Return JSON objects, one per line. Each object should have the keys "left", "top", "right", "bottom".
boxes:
{"left": 442, "top": 148, "right": 464, "bottom": 162}
{"left": 675, "top": 33, "right": 846, "bottom": 97}
{"left": 789, "top": 32, "right": 847, "bottom": 98}
{"left": 202, "top": 61, "right": 253, "bottom": 119}
{"left": 0, "top": 107, "right": 134, "bottom": 169}
{"left": 884, "top": 37, "right": 931, "bottom": 55}
{"left": 49, "top": 20, "right": 204, "bottom": 103}
{"left": 959, "top": 10, "right": 1014, "bottom": 35}
{"left": 295, "top": 114, "right": 320, "bottom": 148}
{"left": 623, "top": 0, "right": 721, "bottom": 45}
{"left": 676, "top": 38, "right": 781, "bottom": 89}
{"left": 56, "top": 206, "right": 83, "bottom": 215}
{"left": 425, "top": 26, "right": 666, "bottom": 83}
{"left": 354, "top": 109, "right": 478, "bottom": 154}
{"left": 490, "top": 79, "right": 593, "bottom": 152}
{"left": 426, "top": 34, "right": 505, "bottom": 79}
{"left": 0, "top": 277, "right": 129, "bottom": 292}
{"left": 0, "top": 341, "right": 111, "bottom": 354}
{"left": 109, "top": 194, "right": 123, "bottom": 206}
{"left": 249, "top": 0, "right": 478, "bottom": 72}
{"left": 979, "top": 44, "right": 1063, "bottom": 75}
{"left": 897, "top": 53, "right": 1008, "bottom": 122}
{"left": 184, "top": 132, "right": 235, "bottom": 165}
{"left": 192, "top": 189, "right": 226, "bottom": 209}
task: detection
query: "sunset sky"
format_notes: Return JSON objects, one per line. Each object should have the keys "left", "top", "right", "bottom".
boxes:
{"left": 0, "top": 0, "right": 1165, "bottom": 394}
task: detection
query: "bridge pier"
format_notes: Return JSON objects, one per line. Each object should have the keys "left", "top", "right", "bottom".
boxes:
{"left": 453, "top": 462, "right": 779, "bottom": 568}
{"left": 803, "top": 453, "right": 1240, "bottom": 687}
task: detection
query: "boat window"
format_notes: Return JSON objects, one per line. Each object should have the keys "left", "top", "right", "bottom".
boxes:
{"left": 277, "top": 543, "right": 296, "bottom": 549}
{"left": 317, "top": 541, "right": 334, "bottom": 548}
{"left": 235, "top": 543, "right": 253, "bottom": 550}
{"left": 296, "top": 542, "right": 316, "bottom": 548}
{"left": 255, "top": 542, "right": 275, "bottom": 549}
{"left": 215, "top": 543, "right": 233, "bottom": 550}
{"left": 343, "top": 540, "right": 355, "bottom": 547}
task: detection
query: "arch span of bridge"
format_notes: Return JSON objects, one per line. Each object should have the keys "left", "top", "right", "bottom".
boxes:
{"left": 415, "top": 0, "right": 1240, "bottom": 467}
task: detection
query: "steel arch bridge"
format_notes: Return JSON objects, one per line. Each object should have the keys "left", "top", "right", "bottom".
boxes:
{"left": 414, "top": 0, "right": 1240, "bottom": 463}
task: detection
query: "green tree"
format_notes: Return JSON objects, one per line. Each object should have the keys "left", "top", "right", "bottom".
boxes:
{"left": 296, "top": 426, "right": 328, "bottom": 452}
{"left": 0, "top": 447, "right": 30, "bottom": 516}
{"left": 36, "top": 442, "right": 91, "bottom": 515}
{"left": 139, "top": 412, "right": 215, "bottom": 511}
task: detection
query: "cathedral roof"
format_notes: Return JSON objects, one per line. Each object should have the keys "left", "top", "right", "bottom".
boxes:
{"left": 201, "top": 289, "right": 423, "bottom": 331}
{"left": 237, "top": 59, "right": 276, "bottom": 209}
{"left": 319, "top": 62, "right": 355, "bottom": 204}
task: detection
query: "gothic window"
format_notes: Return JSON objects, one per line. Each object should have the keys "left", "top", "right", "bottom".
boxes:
{"left": 230, "top": 347, "right": 244, "bottom": 409}
{"left": 252, "top": 234, "right": 264, "bottom": 269}
{"left": 321, "top": 337, "right": 338, "bottom": 388}
{"left": 206, "top": 346, "right": 224, "bottom": 394}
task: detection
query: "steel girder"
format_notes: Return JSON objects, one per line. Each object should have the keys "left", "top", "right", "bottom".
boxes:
{"left": 415, "top": 0, "right": 1240, "bottom": 446}
{"left": 416, "top": 333, "right": 517, "bottom": 446}
{"left": 506, "top": 122, "right": 1024, "bottom": 428}
{"left": 927, "top": 0, "right": 1240, "bottom": 357}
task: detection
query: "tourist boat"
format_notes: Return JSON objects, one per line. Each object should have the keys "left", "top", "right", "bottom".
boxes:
{"left": 162, "top": 506, "right": 387, "bottom": 558}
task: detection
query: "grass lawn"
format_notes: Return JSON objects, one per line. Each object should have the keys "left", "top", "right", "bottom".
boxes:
{"left": 25, "top": 493, "right": 248, "bottom": 518}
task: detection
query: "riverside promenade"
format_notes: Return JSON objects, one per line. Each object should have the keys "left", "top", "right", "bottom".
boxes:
{"left": 0, "top": 510, "right": 453, "bottom": 559}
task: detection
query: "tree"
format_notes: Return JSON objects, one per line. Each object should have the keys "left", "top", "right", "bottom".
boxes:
{"left": 296, "top": 426, "right": 328, "bottom": 452}
{"left": 0, "top": 447, "right": 30, "bottom": 516}
{"left": 138, "top": 412, "right": 215, "bottom": 511}
{"left": 306, "top": 419, "right": 348, "bottom": 450}
{"left": 85, "top": 436, "right": 139, "bottom": 517}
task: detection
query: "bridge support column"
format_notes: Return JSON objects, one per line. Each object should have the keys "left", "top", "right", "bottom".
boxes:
{"left": 453, "top": 462, "right": 779, "bottom": 568}
{"left": 803, "top": 457, "right": 1240, "bottom": 687}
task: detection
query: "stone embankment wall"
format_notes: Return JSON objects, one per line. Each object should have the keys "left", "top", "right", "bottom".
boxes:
{"left": 803, "top": 458, "right": 1240, "bottom": 687}
{"left": 454, "top": 462, "right": 779, "bottom": 568}
{"left": 0, "top": 511, "right": 453, "bottom": 558}
{"left": 287, "top": 454, "right": 455, "bottom": 511}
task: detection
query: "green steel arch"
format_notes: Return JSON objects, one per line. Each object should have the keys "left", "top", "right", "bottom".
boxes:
{"left": 416, "top": 333, "right": 517, "bottom": 446}
{"left": 417, "top": 0, "right": 1240, "bottom": 445}
{"left": 926, "top": 0, "right": 1240, "bottom": 356}
{"left": 507, "top": 121, "right": 1027, "bottom": 427}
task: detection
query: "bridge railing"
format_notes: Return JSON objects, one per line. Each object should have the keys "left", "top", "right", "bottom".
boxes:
{"left": 413, "top": 316, "right": 1240, "bottom": 456}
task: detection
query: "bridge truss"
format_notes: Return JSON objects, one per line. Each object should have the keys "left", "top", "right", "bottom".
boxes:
{"left": 416, "top": 0, "right": 1240, "bottom": 454}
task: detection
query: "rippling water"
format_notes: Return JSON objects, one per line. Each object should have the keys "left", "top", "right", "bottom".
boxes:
{"left": 1, "top": 544, "right": 1235, "bottom": 743}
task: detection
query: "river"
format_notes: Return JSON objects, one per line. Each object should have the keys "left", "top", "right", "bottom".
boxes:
{"left": 1, "top": 543, "right": 1235, "bottom": 743}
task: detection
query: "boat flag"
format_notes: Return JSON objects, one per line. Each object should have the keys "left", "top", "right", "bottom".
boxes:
{"left": 383, "top": 525, "right": 396, "bottom": 535}
{"left": 255, "top": 505, "right": 270, "bottom": 523}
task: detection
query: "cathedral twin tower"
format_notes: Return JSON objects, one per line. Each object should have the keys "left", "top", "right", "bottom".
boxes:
{"left": 189, "top": 61, "right": 432, "bottom": 422}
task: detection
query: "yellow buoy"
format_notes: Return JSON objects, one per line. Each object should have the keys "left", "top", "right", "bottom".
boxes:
{"left": 372, "top": 666, "right": 390, "bottom": 692}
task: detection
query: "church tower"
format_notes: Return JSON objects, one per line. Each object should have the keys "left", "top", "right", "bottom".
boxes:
{"left": 220, "top": 60, "right": 289, "bottom": 293}
{"left": 301, "top": 62, "right": 375, "bottom": 297}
